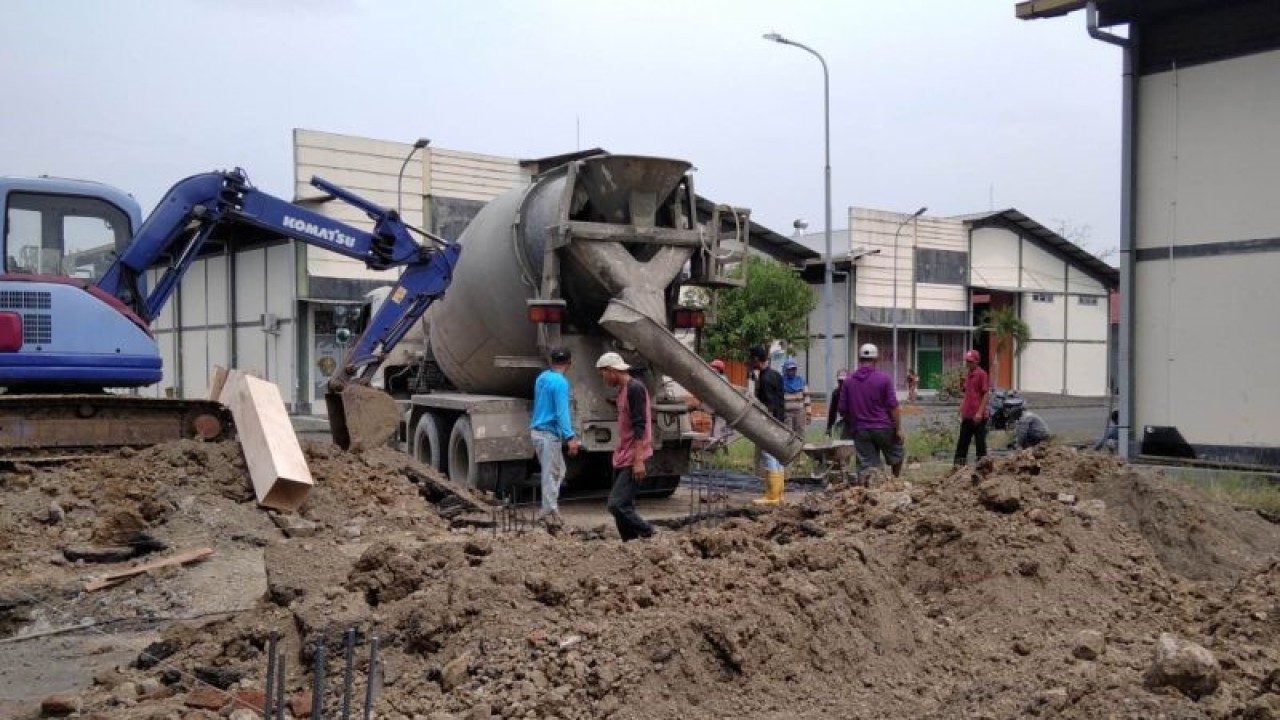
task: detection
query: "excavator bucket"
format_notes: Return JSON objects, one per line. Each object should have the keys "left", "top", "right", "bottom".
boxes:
{"left": 325, "top": 385, "right": 402, "bottom": 452}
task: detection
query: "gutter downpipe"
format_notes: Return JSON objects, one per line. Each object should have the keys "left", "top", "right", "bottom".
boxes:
{"left": 1087, "top": 1, "right": 1136, "bottom": 459}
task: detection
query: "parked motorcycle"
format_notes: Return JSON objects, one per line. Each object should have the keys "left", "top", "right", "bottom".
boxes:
{"left": 988, "top": 389, "right": 1025, "bottom": 430}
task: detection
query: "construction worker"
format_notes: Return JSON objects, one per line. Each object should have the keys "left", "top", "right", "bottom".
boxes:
{"left": 529, "top": 347, "right": 580, "bottom": 528}
{"left": 953, "top": 349, "right": 991, "bottom": 467}
{"left": 749, "top": 345, "right": 787, "bottom": 504}
{"left": 824, "top": 368, "right": 849, "bottom": 438}
{"left": 595, "top": 352, "right": 655, "bottom": 541}
{"left": 781, "top": 359, "right": 811, "bottom": 435}
{"left": 1011, "top": 410, "right": 1052, "bottom": 449}
{"left": 836, "top": 344, "right": 904, "bottom": 478}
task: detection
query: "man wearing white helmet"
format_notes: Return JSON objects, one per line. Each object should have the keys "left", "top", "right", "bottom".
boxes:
{"left": 835, "top": 343, "right": 904, "bottom": 478}
{"left": 595, "top": 351, "right": 655, "bottom": 541}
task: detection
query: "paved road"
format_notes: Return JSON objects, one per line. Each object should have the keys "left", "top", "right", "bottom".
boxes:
{"left": 895, "top": 402, "right": 1109, "bottom": 445}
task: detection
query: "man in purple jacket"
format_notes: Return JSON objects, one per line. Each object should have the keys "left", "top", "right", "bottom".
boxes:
{"left": 836, "top": 343, "right": 905, "bottom": 478}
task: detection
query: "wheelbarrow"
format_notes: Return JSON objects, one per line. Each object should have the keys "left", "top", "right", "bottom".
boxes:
{"left": 798, "top": 439, "right": 857, "bottom": 487}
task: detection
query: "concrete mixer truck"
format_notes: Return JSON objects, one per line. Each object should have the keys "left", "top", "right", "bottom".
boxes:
{"left": 376, "top": 154, "right": 805, "bottom": 495}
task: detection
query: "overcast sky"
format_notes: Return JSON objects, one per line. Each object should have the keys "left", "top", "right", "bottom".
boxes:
{"left": 2, "top": 0, "right": 1122, "bottom": 258}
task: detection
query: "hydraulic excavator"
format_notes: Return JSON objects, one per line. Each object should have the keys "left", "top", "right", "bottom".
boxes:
{"left": 0, "top": 168, "right": 459, "bottom": 457}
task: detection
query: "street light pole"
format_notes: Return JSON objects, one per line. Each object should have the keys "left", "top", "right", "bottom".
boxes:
{"left": 763, "top": 32, "right": 833, "bottom": 394}
{"left": 396, "top": 137, "right": 431, "bottom": 218}
{"left": 891, "top": 206, "right": 928, "bottom": 392}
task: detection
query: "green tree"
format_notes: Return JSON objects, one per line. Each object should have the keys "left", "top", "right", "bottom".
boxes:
{"left": 699, "top": 255, "right": 817, "bottom": 362}
{"left": 980, "top": 305, "right": 1031, "bottom": 389}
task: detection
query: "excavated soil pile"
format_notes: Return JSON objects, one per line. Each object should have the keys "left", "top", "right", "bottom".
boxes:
{"left": 2, "top": 443, "right": 1278, "bottom": 719}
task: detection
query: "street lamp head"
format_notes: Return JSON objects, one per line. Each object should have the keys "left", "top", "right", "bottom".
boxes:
{"left": 412, "top": 138, "right": 431, "bottom": 149}
{"left": 793, "top": 219, "right": 809, "bottom": 231}
{"left": 912, "top": 206, "right": 928, "bottom": 218}
{"left": 762, "top": 32, "right": 789, "bottom": 44}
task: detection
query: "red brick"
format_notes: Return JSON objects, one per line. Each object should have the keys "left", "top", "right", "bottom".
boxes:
{"left": 289, "top": 693, "right": 314, "bottom": 719}
{"left": 183, "top": 687, "right": 227, "bottom": 711}
{"left": 232, "top": 689, "right": 267, "bottom": 712}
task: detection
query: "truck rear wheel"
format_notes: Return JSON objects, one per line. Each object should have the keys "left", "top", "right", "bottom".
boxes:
{"left": 447, "top": 416, "right": 480, "bottom": 490}
{"left": 413, "top": 412, "right": 448, "bottom": 474}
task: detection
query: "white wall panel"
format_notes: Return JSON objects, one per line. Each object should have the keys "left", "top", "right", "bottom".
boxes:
{"left": 1066, "top": 295, "right": 1108, "bottom": 342}
{"left": 1022, "top": 292, "right": 1064, "bottom": 340}
{"left": 1067, "top": 265, "right": 1105, "bottom": 295}
{"left": 1134, "top": 253, "right": 1280, "bottom": 446}
{"left": 235, "top": 248, "right": 268, "bottom": 322}
{"left": 204, "top": 255, "right": 228, "bottom": 326}
{"left": 1020, "top": 341, "right": 1064, "bottom": 394}
{"left": 1019, "top": 241, "right": 1066, "bottom": 292}
{"left": 970, "top": 227, "right": 1020, "bottom": 290}
{"left": 1136, "top": 49, "right": 1280, "bottom": 249}
{"left": 1066, "top": 343, "right": 1107, "bottom": 396}
{"left": 1132, "top": 49, "right": 1280, "bottom": 448}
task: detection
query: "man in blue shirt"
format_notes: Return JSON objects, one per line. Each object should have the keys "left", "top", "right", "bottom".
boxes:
{"left": 530, "top": 347, "right": 580, "bottom": 527}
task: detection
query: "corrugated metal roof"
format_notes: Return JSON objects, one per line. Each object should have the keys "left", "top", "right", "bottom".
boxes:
{"left": 961, "top": 208, "right": 1120, "bottom": 289}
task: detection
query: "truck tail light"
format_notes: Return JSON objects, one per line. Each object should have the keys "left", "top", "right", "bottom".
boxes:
{"left": 527, "top": 300, "right": 567, "bottom": 324}
{"left": 672, "top": 307, "right": 705, "bottom": 329}
{"left": 0, "top": 312, "right": 22, "bottom": 351}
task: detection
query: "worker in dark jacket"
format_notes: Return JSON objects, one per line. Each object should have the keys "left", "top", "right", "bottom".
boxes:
{"left": 749, "top": 345, "right": 787, "bottom": 504}
{"left": 1011, "top": 411, "right": 1052, "bottom": 450}
{"left": 825, "top": 368, "right": 849, "bottom": 437}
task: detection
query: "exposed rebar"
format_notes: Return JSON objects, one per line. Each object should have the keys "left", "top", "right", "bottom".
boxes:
{"left": 341, "top": 627, "right": 356, "bottom": 720}
{"left": 264, "top": 631, "right": 279, "bottom": 719}
{"left": 362, "top": 634, "right": 380, "bottom": 720}
{"left": 311, "top": 636, "right": 328, "bottom": 720}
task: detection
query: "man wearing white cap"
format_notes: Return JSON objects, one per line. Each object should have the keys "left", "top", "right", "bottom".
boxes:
{"left": 595, "top": 352, "right": 655, "bottom": 541}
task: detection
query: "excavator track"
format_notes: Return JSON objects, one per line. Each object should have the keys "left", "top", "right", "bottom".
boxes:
{"left": 0, "top": 395, "right": 234, "bottom": 461}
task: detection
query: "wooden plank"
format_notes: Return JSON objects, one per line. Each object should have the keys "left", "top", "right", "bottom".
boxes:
{"left": 84, "top": 547, "right": 214, "bottom": 592}
{"left": 222, "top": 372, "right": 314, "bottom": 512}
{"left": 208, "top": 365, "right": 229, "bottom": 402}
{"left": 1015, "top": 0, "right": 1087, "bottom": 19}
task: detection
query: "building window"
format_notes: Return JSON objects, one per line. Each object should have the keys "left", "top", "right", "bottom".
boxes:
{"left": 1031, "top": 293, "right": 1054, "bottom": 303}
{"left": 915, "top": 248, "right": 968, "bottom": 285}
{"left": 1078, "top": 296, "right": 1100, "bottom": 306}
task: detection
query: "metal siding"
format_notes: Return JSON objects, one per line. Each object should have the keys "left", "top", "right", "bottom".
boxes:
{"left": 1133, "top": 50, "right": 1280, "bottom": 448}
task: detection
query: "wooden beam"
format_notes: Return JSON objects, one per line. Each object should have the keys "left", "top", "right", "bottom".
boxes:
{"left": 84, "top": 547, "right": 214, "bottom": 592}
{"left": 1016, "top": 0, "right": 1088, "bottom": 19}
{"left": 220, "top": 371, "right": 314, "bottom": 512}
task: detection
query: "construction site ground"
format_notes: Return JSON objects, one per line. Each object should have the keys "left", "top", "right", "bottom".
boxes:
{"left": 1, "top": 438, "right": 1278, "bottom": 719}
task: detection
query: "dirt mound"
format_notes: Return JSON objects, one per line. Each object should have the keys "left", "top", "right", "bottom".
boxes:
{"left": 1, "top": 442, "right": 1277, "bottom": 719}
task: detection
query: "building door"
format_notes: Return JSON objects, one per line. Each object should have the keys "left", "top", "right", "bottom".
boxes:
{"left": 309, "top": 303, "right": 361, "bottom": 414}
{"left": 917, "top": 349, "right": 943, "bottom": 390}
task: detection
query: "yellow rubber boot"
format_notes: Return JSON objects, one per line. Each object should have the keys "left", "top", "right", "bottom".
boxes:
{"left": 753, "top": 470, "right": 785, "bottom": 505}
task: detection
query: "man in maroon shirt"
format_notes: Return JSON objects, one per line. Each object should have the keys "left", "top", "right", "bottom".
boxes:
{"left": 953, "top": 349, "right": 992, "bottom": 468}
{"left": 596, "top": 352, "right": 655, "bottom": 541}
